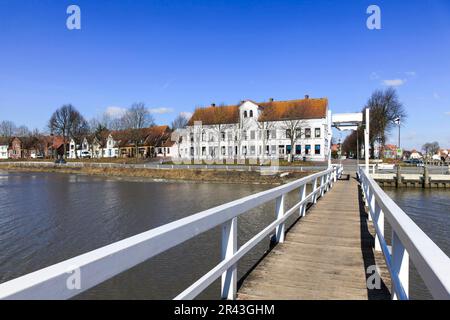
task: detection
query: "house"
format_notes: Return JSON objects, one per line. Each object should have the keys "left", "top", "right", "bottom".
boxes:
{"left": 103, "top": 125, "right": 173, "bottom": 158}
{"left": 382, "top": 144, "right": 398, "bottom": 159}
{"left": 0, "top": 138, "right": 9, "bottom": 159}
{"left": 175, "top": 96, "right": 330, "bottom": 162}
{"left": 409, "top": 150, "right": 423, "bottom": 160}
{"left": 8, "top": 137, "right": 22, "bottom": 159}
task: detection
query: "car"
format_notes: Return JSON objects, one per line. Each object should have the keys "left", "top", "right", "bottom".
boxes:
{"left": 55, "top": 158, "right": 67, "bottom": 164}
{"left": 410, "top": 159, "right": 424, "bottom": 167}
{"left": 80, "top": 151, "right": 91, "bottom": 159}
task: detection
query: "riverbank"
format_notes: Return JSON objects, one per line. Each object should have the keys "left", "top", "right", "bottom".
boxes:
{"left": 0, "top": 164, "right": 311, "bottom": 184}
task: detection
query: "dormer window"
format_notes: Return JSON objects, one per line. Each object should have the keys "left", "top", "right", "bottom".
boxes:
{"left": 249, "top": 110, "right": 253, "bottom": 117}
{"left": 243, "top": 111, "right": 248, "bottom": 118}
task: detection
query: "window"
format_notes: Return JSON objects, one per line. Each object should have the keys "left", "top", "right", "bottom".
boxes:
{"left": 250, "top": 130, "right": 256, "bottom": 140}
{"left": 202, "top": 131, "right": 206, "bottom": 142}
{"left": 271, "top": 130, "right": 277, "bottom": 139}
{"left": 221, "top": 131, "right": 226, "bottom": 141}
{"left": 242, "top": 146, "right": 247, "bottom": 155}
{"left": 227, "top": 132, "right": 232, "bottom": 141}
{"left": 286, "top": 145, "right": 292, "bottom": 155}
{"left": 305, "top": 128, "right": 311, "bottom": 138}
{"left": 249, "top": 110, "right": 253, "bottom": 117}
{"left": 228, "top": 146, "right": 233, "bottom": 156}
{"left": 190, "top": 133, "right": 194, "bottom": 143}
{"left": 279, "top": 145, "right": 285, "bottom": 155}
{"left": 243, "top": 111, "right": 248, "bottom": 118}
{"left": 305, "top": 145, "right": 311, "bottom": 155}
{"left": 286, "top": 129, "right": 292, "bottom": 139}
{"left": 315, "top": 145, "right": 321, "bottom": 155}
{"left": 222, "top": 146, "right": 226, "bottom": 155}
{"left": 250, "top": 145, "right": 256, "bottom": 155}
{"left": 271, "top": 145, "right": 276, "bottom": 155}
{"left": 315, "top": 128, "right": 321, "bottom": 138}
{"left": 295, "top": 128, "right": 301, "bottom": 138}
{"left": 295, "top": 145, "right": 301, "bottom": 155}
{"left": 202, "top": 147, "right": 206, "bottom": 156}
{"left": 243, "top": 130, "right": 248, "bottom": 140}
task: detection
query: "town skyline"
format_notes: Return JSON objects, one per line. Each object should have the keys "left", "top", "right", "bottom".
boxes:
{"left": 1, "top": 0, "right": 449, "bottom": 150}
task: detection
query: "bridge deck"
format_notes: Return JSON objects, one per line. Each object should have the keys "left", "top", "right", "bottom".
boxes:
{"left": 238, "top": 175, "right": 392, "bottom": 300}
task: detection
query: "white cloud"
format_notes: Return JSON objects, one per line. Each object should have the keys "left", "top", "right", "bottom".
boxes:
{"left": 149, "top": 107, "right": 174, "bottom": 115}
{"left": 405, "top": 71, "right": 416, "bottom": 77}
{"left": 445, "top": 112, "right": 450, "bottom": 116}
{"left": 180, "top": 112, "right": 193, "bottom": 119}
{"left": 104, "top": 106, "right": 127, "bottom": 118}
{"left": 382, "top": 79, "right": 406, "bottom": 87}
{"left": 433, "top": 92, "right": 441, "bottom": 100}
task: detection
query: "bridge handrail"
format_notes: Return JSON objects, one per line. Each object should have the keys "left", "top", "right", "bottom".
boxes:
{"left": 0, "top": 165, "right": 342, "bottom": 300}
{"left": 358, "top": 167, "right": 450, "bottom": 300}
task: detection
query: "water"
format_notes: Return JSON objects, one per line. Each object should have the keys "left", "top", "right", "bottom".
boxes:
{"left": 0, "top": 171, "right": 303, "bottom": 299}
{"left": 1, "top": 171, "right": 448, "bottom": 300}
{"left": 384, "top": 188, "right": 450, "bottom": 300}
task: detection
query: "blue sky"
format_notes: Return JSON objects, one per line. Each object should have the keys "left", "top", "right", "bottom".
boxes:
{"left": 0, "top": 0, "right": 449, "bottom": 149}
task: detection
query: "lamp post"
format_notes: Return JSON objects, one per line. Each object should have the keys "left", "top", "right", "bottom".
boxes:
{"left": 394, "top": 116, "right": 401, "bottom": 160}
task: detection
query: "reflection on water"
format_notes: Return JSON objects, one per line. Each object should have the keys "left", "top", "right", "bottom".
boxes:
{"left": 384, "top": 188, "right": 450, "bottom": 300}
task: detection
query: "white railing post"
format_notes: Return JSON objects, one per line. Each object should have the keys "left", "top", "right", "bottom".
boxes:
{"left": 275, "top": 195, "right": 286, "bottom": 243}
{"left": 299, "top": 184, "right": 306, "bottom": 217}
{"left": 221, "top": 217, "right": 237, "bottom": 300}
{"left": 368, "top": 186, "right": 374, "bottom": 222}
{"left": 320, "top": 175, "right": 325, "bottom": 197}
{"left": 391, "top": 230, "right": 409, "bottom": 300}
{"left": 374, "top": 200, "right": 384, "bottom": 252}
{"left": 313, "top": 178, "right": 318, "bottom": 203}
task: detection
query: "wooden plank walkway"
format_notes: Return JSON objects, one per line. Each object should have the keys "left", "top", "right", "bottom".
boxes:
{"left": 238, "top": 175, "right": 392, "bottom": 300}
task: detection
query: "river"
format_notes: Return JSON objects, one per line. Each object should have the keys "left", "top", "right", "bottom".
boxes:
{"left": 0, "top": 171, "right": 448, "bottom": 299}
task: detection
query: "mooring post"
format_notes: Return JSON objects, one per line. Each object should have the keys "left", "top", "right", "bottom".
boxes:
{"left": 396, "top": 165, "right": 402, "bottom": 188}
{"left": 423, "top": 166, "right": 429, "bottom": 188}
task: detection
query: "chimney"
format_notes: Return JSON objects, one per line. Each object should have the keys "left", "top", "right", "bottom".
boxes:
{"left": 211, "top": 103, "right": 216, "bottom": 107}
{"left": 305, "top": 95, "right": 310, "bottom": 100}
{"left": 269, "top": 98, "right": 274, "bottom": 102}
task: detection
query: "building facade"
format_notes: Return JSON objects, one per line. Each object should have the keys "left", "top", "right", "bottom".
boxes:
{"left": 175, "top": 97, "right": 330, "bottom": 162}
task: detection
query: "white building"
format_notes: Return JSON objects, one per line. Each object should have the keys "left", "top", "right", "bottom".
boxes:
{"left": 0, "top": 140, "right": 8, "bottom": 159}
{"left": 175, "top": 97, "right": 330, "bottom": 162}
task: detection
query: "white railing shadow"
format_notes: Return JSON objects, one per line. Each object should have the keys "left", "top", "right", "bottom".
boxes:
{"left": 358, "top": 168, "right": 450, "bottom": 300}
{"left": 0, "top": 166, "right": 343, "bottom": 300}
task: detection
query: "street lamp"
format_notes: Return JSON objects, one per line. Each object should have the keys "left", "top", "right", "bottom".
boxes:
{"left": 394, "top": 116, "right": 401, "bottom": 160}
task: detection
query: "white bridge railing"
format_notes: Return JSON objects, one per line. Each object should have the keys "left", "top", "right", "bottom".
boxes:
{"left": 0, "top": 166, "right": 343, "bottom": 300}
{"left": 358, "top": 167, "right": 450, "bottom": 300}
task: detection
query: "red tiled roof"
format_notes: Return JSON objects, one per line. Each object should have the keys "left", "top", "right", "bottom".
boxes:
{"left": 187, "top": 105, "right": 239, "bottom": 126}
{"left": 258, "top": 98, "right": 328, "bottom": 122}
{"left": 186, "top": 98, "right": 328, "bottom": 125}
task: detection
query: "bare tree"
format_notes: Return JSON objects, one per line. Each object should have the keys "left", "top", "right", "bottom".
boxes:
{"left": 0, "top": 120, "right": 16, "bottom": 137}
{"left": 15, "top": 125, "right": 31, "bottom": 137}
{"left": 256, "top": 121, "right": 274, "bottom": 162}
{"left": 48, "top": 104, "right": 86, "bottom": 159}
{"left": 422, "top": 142, "right": 440, "bottom": 159}
{"left": 365, "top": 88, "right": 407, "bottom": 158}
{"left": 281, "top": 119, "right": 307, "bottom": 162}
{"left": 120, "top": 103, "right": 155, "bottom": 158}
{"left": 171, "top": 113, "right": 189, "bottom": 130}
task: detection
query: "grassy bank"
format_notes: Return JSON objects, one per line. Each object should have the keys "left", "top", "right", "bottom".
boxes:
{"left": 0, "top": 164, "right": 313, "bottom": 185}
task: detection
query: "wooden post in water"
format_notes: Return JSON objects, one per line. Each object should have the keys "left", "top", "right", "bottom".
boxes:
{"left": 423, "top": 166, "right": 429, "bottom": 189}
{"left": 396, "top": 165, "right": 402, "bottom": 188}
